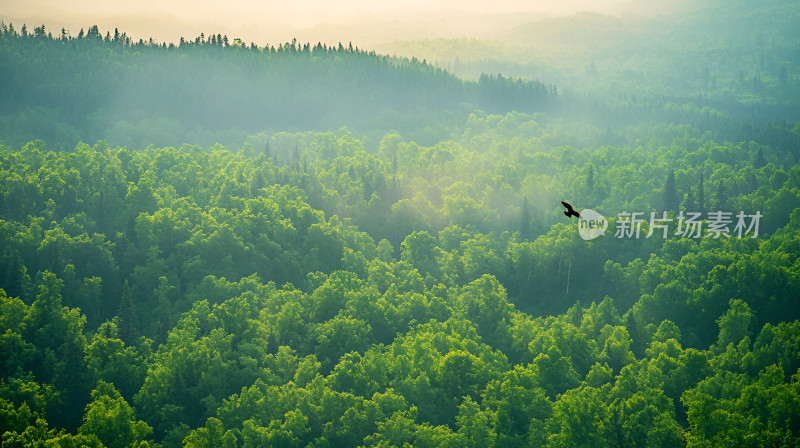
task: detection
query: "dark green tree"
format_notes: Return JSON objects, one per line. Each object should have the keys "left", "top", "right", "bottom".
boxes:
{"left": 714, "top": 179, "right": 727, "bottom": 210}
{"left": 117, "top": 280, "right": 136, "bottom": 345}
{"left": 519, "top": 197, "right": 531, "bottom": 240}
{"left": 662, "top": 169, "right": 679, "bottom": 212}
{"left": 697, "top": 174, "right": 705, "bottom": 212}
{"left": 753, "top": 147, "right": 766, "bottom": 169}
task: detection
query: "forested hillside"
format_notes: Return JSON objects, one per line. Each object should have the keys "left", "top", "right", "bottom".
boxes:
{"left": 0, "top": 24, "right": 553, "bottom": 149}
{"left": 2, "top": 5, "right": 800, "bottom": 447}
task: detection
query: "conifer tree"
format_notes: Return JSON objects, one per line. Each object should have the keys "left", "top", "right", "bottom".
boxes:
{"left": 754, "top": 147, "right": 766, "bottom": 169}
{"left": 663, "top": 169, "right": 679, "bottom": 212}
{"left": 697, "top": 174, "right": 705, "bottom": 212}
{"left": 118, "top": 280, "right": 136, "bottom": 345}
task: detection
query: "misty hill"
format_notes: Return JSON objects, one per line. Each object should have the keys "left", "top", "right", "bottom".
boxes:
{"left": 0, "top": 24, "right": 555, "bottom": 149}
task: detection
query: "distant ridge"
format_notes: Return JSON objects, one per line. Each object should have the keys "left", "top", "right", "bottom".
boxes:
{"left": 0, "top": 24, "right": 557, "bottom": 147}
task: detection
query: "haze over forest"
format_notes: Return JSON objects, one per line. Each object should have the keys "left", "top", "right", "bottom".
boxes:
{"left": 2, "top": 0, "right": 698, "bottom": 47}
{"left": 1, "top": 0, "right": 800, "bottom": 447}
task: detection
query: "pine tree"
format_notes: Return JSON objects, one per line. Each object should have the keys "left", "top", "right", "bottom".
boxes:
{"left": 53, "top": 335, "right": 92, "bottom": 430}
{"left": 662, "top": 169, "right": 679, "bottom": 212}
{"left": 4, "top": 253, "right": 24, "bottom": 300}
{"left": 95, "top": 191, "right": 107, "bottom": 233}
{"left": 118, "top": 280, "right": 136, "bottom": 345}
{"left": 715, "top": 180, "right": 728, "bottom": 210}
{"left": 753, "top": 147, "right": 766, "bottom": 169}
{"left": 698, "top": 174, "right": 705, "bottom": 212}
{"left": 50, "top": 238, "right": 61, "bottom": 273}
{"left": 154, "top": 276, "right": 173, "bottom": 343}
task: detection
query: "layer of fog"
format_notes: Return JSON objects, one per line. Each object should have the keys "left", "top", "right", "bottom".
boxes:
{"left": 0, "top": 0, "right": 696, "bottom": 48}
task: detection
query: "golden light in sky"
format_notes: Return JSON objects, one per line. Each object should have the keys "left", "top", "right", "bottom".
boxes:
{"left": 1, "top": 0, "right": 636, "bottom": 46}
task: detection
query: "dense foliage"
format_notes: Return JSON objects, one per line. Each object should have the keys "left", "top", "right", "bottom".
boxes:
{"left": 2, "top": 2, "right": 800, "bottom": 446}
{"left": 2, "top": 120, "right": 800, "bottom": 446}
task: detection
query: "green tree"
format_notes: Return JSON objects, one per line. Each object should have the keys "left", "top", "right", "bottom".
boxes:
{"left": 456, "top": 396, "right": 496, "bottom": 448}
{"left": 697, "top": 174, "right": 705, "bottom": 212}
{"left": 401, "top": 231, "right": 442, "bottom": 279}
{"left": 716, "top": 298, "right": 753, "bottom": 351}
{"left": 662, "top": 169, "right": 679, "bottom": 212}
{"left": 118, "top": 280, "right": 137, "bottom": 345}
{"left": 533, "top": 345, "right": 580, "bottom": 399}
{"left": 84, "top": 320, "right": 148, "bottom": 401}
{"left": 753, "top": 147, "right": 767, "bottom": 169}
{"left": 79, "top": 381, "right": 152, "bottom": 448}
{"left": 184, "top": 417, "right": 237, "bottom": 448}
{"left": 547, "top": 386, "right": 610, "bottom": 448}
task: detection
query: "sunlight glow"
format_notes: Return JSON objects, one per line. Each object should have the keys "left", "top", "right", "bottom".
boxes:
{"left": 1, "top": 0, "right": 634, "bottom": 45}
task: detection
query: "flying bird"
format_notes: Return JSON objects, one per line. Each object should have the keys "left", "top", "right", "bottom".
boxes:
{"left": 561, "top": 201, "right": 581, "bottom": 219}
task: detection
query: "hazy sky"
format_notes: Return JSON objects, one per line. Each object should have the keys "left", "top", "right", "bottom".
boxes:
{"left": 2, "top": 0, "right": 635, "bottom": 45}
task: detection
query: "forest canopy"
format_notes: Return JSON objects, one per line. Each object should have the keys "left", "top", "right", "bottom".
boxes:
{"left": 1, "top": 1, "right": 800, "bottom": 446}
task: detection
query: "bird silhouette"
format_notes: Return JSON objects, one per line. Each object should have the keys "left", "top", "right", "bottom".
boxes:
{"left": 561, "top": 201, "right": 581, "bottom": 219}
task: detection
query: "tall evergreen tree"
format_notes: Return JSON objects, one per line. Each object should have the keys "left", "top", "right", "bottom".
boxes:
{"left": 4, "top": 253, "right": 24, "bottom": 300}
{"left": 662, "top": 169, "right": 679, "bottom": 212}
{"left": 697, "top": 174, "right": 705, "bottom": 212}
{"left": 753, "top": 147, "right": 767, "bottom": 169}
{"left": 53, "top": 335, "right": 92, "bottom": 430}
{"left": 714, "top": 180, "right": 728, "bottom": 210}
{"left": 118, "top": 280, "right": 136, "bottom": 345}
{"left": 154, "top": 276, "right": 173, "bottom": 344}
